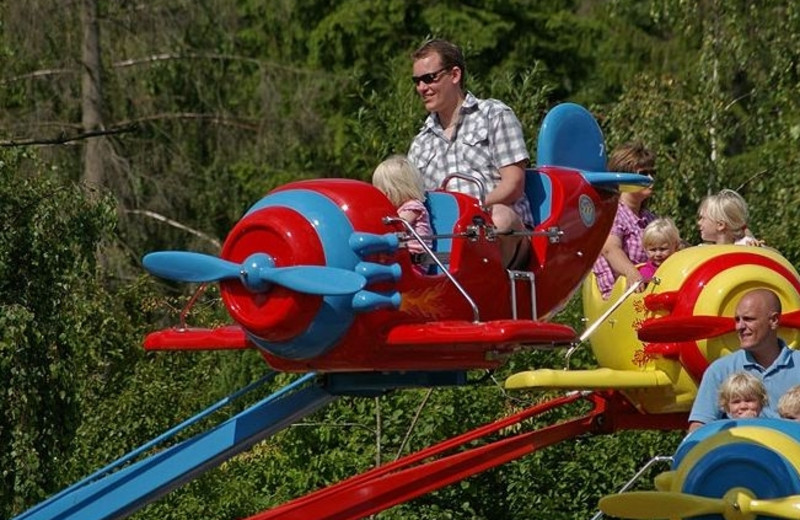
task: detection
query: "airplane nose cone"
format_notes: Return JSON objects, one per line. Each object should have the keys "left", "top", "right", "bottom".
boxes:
{"left": 220, "top": 206, "right": 325, "bottom": 342}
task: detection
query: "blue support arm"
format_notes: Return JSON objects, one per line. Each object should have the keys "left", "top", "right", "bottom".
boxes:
{"left": 16, "top": 377, "right": 335, "bottom": 520}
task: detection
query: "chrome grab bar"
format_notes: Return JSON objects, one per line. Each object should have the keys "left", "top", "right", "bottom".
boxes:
{"left": 441, "top": 173, "right": 488, "bottom": 210}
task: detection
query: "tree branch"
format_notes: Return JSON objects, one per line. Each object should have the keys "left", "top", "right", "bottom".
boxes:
{"left": 125, "top": 209, "right": 221, "bottom": 249}
{"left": 0, "top": 68, "right": 76, "bottom": 84}
{"left": 113, "top": 52, "right": 261, "bottom": 68}
{"left": 1, "top": 52, "right": 323, "bottom": 85}
{"left": 0, "top": 112, "right": 260, "bottom": 147}
{"left": 0, "top": 125, "right": 136, "bottom": 147}
{"left": 116, "top": 112, "right": 260, "bottom": 131}
{"left": 394, "top": 388, "right": 434, "bottom": 461}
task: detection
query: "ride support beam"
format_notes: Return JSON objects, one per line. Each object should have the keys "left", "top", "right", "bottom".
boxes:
{"left": 248, "top": 392, "right": 600, "bottom": 520}
{"left": 249, "top": 391, "right": 688, "bottom": 520}
{"left": 15, "top": 382, "right": 335, "bottom": 520}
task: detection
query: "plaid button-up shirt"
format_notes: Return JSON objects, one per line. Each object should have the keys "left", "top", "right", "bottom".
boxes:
{"left": 408, "top": 92, "right": 533, "bottom": 226}
{"left": 592, "top": 202, "right": 656, "bottom": 298}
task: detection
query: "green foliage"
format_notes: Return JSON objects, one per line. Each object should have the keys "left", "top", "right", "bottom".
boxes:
{"left": 0, "top": 148, "right": 118, "bottom": 517}
{"left": 5, "top": 1, "right": 800, "bottom": 519}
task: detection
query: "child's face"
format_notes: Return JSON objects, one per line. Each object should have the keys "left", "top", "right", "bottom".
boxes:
{"left": 728, "top": 396, "right": 761, "bottom": 419}
{"left": 781, "top": 412, "right": 800, "bottom": 422}
{"left": 645, "top": 240, "right": 677, "bottom": 266}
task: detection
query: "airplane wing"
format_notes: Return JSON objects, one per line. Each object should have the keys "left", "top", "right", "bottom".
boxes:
{"left": 144, "top": 325, "right": 251, "bottom": 351}
{"left": 505, "top": 368, "right": 674, "bottom": 390}
{"left": 386, "top": 320, "right": 576, "bottom": 349}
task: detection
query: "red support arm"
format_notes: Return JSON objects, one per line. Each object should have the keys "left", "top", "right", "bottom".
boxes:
{"left": 246, "top": 391, "right": 687, "bottom": 520}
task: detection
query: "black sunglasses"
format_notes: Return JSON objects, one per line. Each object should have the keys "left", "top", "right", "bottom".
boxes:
{"left": 412, "top": 66, "right": 451, "bottom": 86}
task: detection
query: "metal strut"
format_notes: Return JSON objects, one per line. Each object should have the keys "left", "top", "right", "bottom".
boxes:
{"left": 247, "top": 391, "right": 686, "bottom": 520}
{"left": 15, "top": 373, "right": 336, "bottom": 520}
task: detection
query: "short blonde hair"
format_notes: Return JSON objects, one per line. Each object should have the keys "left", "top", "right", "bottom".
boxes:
{"left": 372, "top": 155, "right": 425, "bottom": 207}
{"left": 718, "top": 372, "right": 768, "bottom": 413}
{"left": 642, "top": 217, "right": 681, "bottom": 249}
{"left": 699, "top": 189, "right": 750, "bottom": 240}
{"left": 778, "top": 385, "right": 800, "bottom": 419}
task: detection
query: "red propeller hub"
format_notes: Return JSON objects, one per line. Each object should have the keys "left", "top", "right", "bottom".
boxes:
{"left": 220, "top": 206, "right": 324, "bottom": 342}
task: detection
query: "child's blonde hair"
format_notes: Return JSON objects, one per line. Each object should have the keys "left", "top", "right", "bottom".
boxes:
{"left": 642, "top": 217, "right": 681, "bottom": 249}
{"left": 718, "top": 372, "right": 768, "bottom": 413}
{"left": 372, "top": 155, "right": 425, "bottom": 207}
{"left": 699, "top": 189, "right": 750, "bottom": 241}
{"left": 778, "top": 385, "right": 800, "bottom": 419}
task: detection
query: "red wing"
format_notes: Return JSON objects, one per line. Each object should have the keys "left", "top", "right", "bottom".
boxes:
{"left": 386, "top": 320, "right": 576, "bottom": 348}
{"left": 144, "top": 325, "right": 250, "bottom": 351}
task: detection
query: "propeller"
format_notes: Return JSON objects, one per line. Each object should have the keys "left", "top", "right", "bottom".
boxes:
{"left": 143, "top": 251, "right": 367, "bottom": 296}
{"left": 638, "top": 309, "right": 800, "bottom": 343}
{"left": 599, "top": 489, "right": 800, "bottom": 520}
{"left": 637, "top": 315, "right": 734, "bottom": 343}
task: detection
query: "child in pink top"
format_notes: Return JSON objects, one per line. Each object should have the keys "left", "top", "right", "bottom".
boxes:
{"left": 372, "top": 155, "right": 433, "bottom": 271}
{"left": 638, "top": 217, "right": 681, "bottom": 281}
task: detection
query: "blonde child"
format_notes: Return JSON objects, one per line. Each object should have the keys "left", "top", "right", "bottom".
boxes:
{"left": 372, "top": 155, "right": 433, "bottom": 263}
{"left": 718, "top": 372, "right": 768, "bottom": 419}
{"left": 638, "top": 217, "right": 681, "bottom": 281}
{"left": 697, "top": 188, "right": 762, "bottom": 246}
{"left": 778, "top": 385, "right": 800, "bottom": 421}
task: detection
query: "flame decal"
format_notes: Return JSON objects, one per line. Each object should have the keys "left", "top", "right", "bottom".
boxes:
{"left": 400, "top": 283, "right": 450, "bottom": 319}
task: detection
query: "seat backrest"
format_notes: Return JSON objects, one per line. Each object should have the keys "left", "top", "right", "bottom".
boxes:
{"left": 423, "top": 191, "right": 459, "bottom": 273}
{"left": 424, "top": 191, "right": 459, "bottom": 252}
{"left": 524, "top": 169, "right": 553, "bottom": 227}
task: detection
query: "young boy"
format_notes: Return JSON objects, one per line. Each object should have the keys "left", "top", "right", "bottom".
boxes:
{"left": 778, "top": 385, "right": 800, "bottom": 421}
{"left": 638, "top": 217, "right": 681, "bottom": 281}
{"left": 718, "top": 372, "right": 768, "bottom": 419}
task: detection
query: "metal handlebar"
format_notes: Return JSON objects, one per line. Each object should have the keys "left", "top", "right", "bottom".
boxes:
{"left": 563, "top": 278, "right": 649, "bottom": 369}
{"left": 440, "top": 173, "right": 488, "bottom": 210}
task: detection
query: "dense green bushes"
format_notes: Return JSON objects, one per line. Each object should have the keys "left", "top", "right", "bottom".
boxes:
{"left": 4, "top": 1, "right": 800, "bottom": 518}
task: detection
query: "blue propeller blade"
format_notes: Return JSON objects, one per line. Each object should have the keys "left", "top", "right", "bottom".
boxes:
{"left": 144, "top": 251, "right": 241, "bottom": 283}
{"left": 263, "top": 266, "right": 366, "bottom": 295}
{"left": 142, "top": 251, "right": 367, "bottom": 295}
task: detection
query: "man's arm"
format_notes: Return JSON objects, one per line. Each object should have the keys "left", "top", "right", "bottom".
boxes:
{"left": 687, "top": 421, "right": 705, "bottom": 432}
{"left": 486, "top": 105, "right": 528, "bottom": 208}
{"left": 688, "top": 364, "right": 725, "bottom": 428}
{"left": 485, "top": 160, "right": 526, "bottom": 207}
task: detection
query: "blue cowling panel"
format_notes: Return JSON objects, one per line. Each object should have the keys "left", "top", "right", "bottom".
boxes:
{"left": 673, "top": 418, "right": 800, "bottom": 520}
{"left": 244, "top": 190, "right": 360, "bottom": 359}
{"left": 425, "top": 191, "right": 459, "bottom": 255}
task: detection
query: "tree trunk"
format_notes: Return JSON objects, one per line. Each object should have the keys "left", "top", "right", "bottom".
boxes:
{"left": 81, "top": 0, "right": 105, "bottom": 188}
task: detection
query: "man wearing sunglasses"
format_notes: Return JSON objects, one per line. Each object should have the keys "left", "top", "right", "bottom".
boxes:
{"left": 407, "top": 39, "right": 533, "bottom": 269}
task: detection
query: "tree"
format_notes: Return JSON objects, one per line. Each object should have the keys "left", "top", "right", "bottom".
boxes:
{"left": 80, "top": 0, "right": 107, "bottom": 188}
{"left": 0, "top": 147, "right": 121, "bottom": 517}
{"left": 5, "top": 1, "right": 800, "bottom": 519}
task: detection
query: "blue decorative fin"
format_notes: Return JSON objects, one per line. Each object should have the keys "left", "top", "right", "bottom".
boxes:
{"left": 537, "top": 103, "right": 606, "bottom": 171}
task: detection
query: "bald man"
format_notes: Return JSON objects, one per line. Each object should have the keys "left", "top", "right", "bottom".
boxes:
{"left": 688, "top": 288, "right": 800, "bottom": 431}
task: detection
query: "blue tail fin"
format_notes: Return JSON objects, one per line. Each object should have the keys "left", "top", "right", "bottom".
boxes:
{"left": 536, "top": 103, "right": 606, "bottom": 171}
